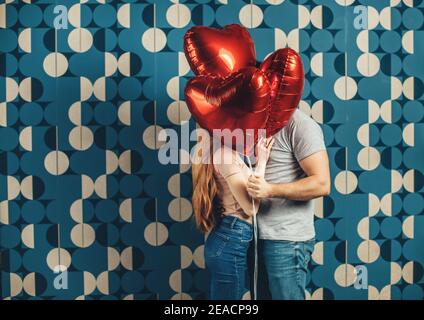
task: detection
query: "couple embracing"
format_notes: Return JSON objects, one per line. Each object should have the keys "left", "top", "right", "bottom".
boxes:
{"left": 191, "top": 108, "right": 330, "bottom": 300}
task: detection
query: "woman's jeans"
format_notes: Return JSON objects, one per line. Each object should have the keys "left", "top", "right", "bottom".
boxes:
{"left": 260, "top": 238, "right": 315, "bottom": 300}
{"left": 204, "top": 216, "right": 253, "bottom": 300}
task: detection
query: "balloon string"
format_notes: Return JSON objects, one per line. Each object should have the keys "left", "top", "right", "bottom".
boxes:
{"left": 245, "top": 155, "right": 258, "bottom": 301}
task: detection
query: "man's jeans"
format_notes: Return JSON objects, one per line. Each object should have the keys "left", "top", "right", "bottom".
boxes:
{"left": 260, "top": 239, "right": 315, "bottom": 300}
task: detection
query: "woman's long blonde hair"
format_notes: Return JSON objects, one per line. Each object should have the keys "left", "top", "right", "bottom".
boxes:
{"left": 192, "top": 136, "right": 219, "bottom": 233}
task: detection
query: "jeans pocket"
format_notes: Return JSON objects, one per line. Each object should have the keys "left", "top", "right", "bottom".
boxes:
{"left": 205, "top": 231, "right": 229, "bottom": 258}
{"left": 240, "top": 228, "right": 253, "bottom": 243}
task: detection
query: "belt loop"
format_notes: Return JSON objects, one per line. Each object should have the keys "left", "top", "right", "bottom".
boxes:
{"left": 230, "top": 216, "right": 237, "bottom": 229}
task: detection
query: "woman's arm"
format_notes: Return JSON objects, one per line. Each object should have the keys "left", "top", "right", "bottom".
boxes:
{"left": 219, "top": 138, "right": 274, "bottom": 216}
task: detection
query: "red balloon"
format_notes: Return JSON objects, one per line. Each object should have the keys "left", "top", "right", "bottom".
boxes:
{"left": 260, "top": 48, "right": 304, "bottom": 137}
{"left": 184, "top": 24, "right": 256, "bottom": 78}
{"left": 183, "top": 24, "right": 305, "bottom": 153}
{"left": 184, "top": 67, "right": 270, "bottom": 151}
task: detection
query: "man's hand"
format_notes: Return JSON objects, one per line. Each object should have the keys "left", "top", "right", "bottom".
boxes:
{"left": 247, "top": 175, "right": 273, "bottom": 199}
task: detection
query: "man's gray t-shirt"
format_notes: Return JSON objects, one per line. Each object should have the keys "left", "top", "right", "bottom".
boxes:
{"left": 258, "top": 108, "right": 326, "bottom": 241}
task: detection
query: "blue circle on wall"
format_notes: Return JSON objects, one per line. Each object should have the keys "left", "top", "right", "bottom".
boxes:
{"left": 93, "top": 4, "right": 116, "bottom": 28}
{"left": 403, "top": 284, "right": 424, "bottom": 300}
{"left": 380, "top": 217, "right": 402, "bottom": 239}
{"left": 380, "top": 31, "right": 401, "bottom": 53}
{"left": 20, "top": 102, "right": 43, "bottom": 126}
{"left": 96, "top": 200, "right": 118, "bottom": 223}
{"left": 19, "top": 5, "right": 43, "bottom": 27}
{"left": 311, "top": 29, "right": 333, "bottom": 52}
{"left": 120, "top": 175, "right": 143, "bottom": 198}
{"left": 118, "top": 77, "right": 142, "bottom": 100}
{"left": 0, "top": 225, "right": 20, "bottom": 248}
{"left": 403, "top": 100, "right": 423, "bottom": 123}
{"left": 94, "top": 102, "right": 117, "bottom": 126}
{"left": 0, "top": 128, "right": 19, "bottom": 151}
{"left": 403, "top": 8, "right": 423, "bottom": 30}
{"left": 22, "top": 200, "right": 45, "bottom": 224}
{"left": 121, "top": 271, "right": 144, "bottom": 293}
{"left": 315, "top": 218, "right": 334, "bottom": 241}
{"left": 403, "top": 193, "right": 423, "bottom": 215}
{"left": 380, "top": 124, "right": 402, "bottom": 146}
{"left": 0, "top": 29, "right": 17, "bottom": 52}
{"left": 3, "top": 53, "right": 18, "bottom": 76}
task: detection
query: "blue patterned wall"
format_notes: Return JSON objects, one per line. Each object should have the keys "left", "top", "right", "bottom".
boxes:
{"left": 0, "top": 0, "right": 423, "bottom": 300}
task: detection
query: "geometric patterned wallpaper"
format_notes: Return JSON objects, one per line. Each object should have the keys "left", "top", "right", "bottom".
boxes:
{"left": 0, "top": 0, "right": 423, "bottom": 300}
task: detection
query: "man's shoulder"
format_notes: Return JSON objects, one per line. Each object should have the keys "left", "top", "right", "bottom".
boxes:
{"left": 291, "top": 108, "right": 316, "bottom": 125}
{"left": 275, "top": 109, "right": 317, "bottom": 136}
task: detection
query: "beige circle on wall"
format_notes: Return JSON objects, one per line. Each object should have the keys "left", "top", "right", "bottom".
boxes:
{"left": 167, "top": 101, "right": 191, "bottom": 125}
{"left": 239, "top": 4, "right": 263, "bottom": 28}
{"left": 120, "top": 246, "right": 133, "bottom": 270}
{"left": 83, "top": 271, "right": 97, "bottom": 296}
{"left": 357, "top": 240, "right": 380, "bottom": 263}
{"left": 266, "top": 0, "right": 285, "bottom": 4}
{"left": 20, "top": 175, "right": 34, "bottom": 200}
{"left": 69, "top": 126, "right": 94, "bottom": 151}
{"left": 334, "top": 76, "right": 357, "bottom": 100}
{"left": 334, "top": 170, "right": 358, "bottom": 194}
{"left": 169, "top": 198, "right": 192, "bottom": 222}
{"left": 168, "top": 174, "right": 181, "bottom": 197}
{"left": 70, "top": 199, "right": 84, "bottom": 223}
{"left": 141, "top": 28, "right": 167, "bottom": 53}
{"left": 143, "top": 125, "right": 165, "bottom": 150}
{"left": 43, "top": 52, "right": 68, "bottom": 77}
{"left": 7, "top": 176, "right": 21, "bottom": 200}
{"left": 368, "top": 193, "right": 380, "bottom": 216}
{"left": 193, "top": 245, "right": 205, "bottom": 269}
{"left": 402, "top": 261, "right": 414, "bottom": 284}
{"left": 144, "top": 222, "right": 168, "bottom": 246}
{"left": 118, "top": 101, "right": 131, "bottom": 126}
{"left": 46, "top": 248, "right": 72, "bottom": 271}
{"left": 71, "top": 223, "right": 95, "bottom": 248}
{"left": 105, "top": 52, "right": 118, "bottom": 77}
{"left": 81, "top": 174, "right": 95, "bottom": 199}
{"left": 334, "top": 263, "right": 356, "bottom": 287}
{"left": 166, "top": 4, "right": 191, "bottom": 28}
{"left": 181, "top": 245, "right": 193, "bottom": 269}
{"left": 23, "top": 272, "right": 36, "bottom": 296}
{"left": 119, "top": 198, "right": 132, "bottom": 223}
{"left": 106, "top": 150, "right": 119, "bottom": 175}
{"left": 169, "top": 269, "right": 181, "bottom": 292}
{"left": 171, "top": 292, "right": 192, "bottom": 300}
{"left": 117, "top": 52, "right": 132, "bottom": 77}
{"left": 68, "top": 28, "right": 93, "bottom": 53}
{"left": 357, "top": 147, "right": 380, "bottom": 171}
{"left": 68, "top": 102, "right": 82, "bottom": 125}
{"left": 44, "top": 150, "right": 69, "bottom": 175}
{"left": 107, "top": 247, "right": 120, "bottom": 271}
{"left": 357, "top": 53, "right": 380, "bottom": 77}
{"left": 6, "top": 77, "right": 19, "bottom": 102}
{"left": 335, "top": 0, "right": 355, "bottom": 5}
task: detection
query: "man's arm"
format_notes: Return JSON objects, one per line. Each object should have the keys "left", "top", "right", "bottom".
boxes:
{"left": 247, "top": 150, "right": 330, "bottom": 200}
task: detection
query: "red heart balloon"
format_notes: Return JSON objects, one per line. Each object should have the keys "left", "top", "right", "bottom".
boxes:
{"left": 184, "top": 67, "right": 270, "bottom": 151}
{"left": 260, "top": 48, "right": 304, "bottom": 137}
{"left": 184, "top": 24, "right": 256, "bottom": 78}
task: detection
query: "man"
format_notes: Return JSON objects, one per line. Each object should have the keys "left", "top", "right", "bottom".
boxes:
{"left": 247, "top": 108, "right": 330, "bottom": 300}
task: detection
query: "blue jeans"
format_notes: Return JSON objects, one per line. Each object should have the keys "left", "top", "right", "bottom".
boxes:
{"left": 204, "top": 216, "right": 253, "bottom": 300}
{"left": 261, "top": 239, "right": 315, "bottom": 300}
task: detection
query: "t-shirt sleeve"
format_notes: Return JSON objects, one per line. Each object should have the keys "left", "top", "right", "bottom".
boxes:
{"left": 213, "top": 147, "right": 247, "bottom": 179}
{"left": 291, "top": 117, "right": 326, "bottom": 162}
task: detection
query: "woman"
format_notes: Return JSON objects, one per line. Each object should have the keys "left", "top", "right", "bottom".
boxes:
{"left": 192, "top": 135, "right": 274, "bottom": 300}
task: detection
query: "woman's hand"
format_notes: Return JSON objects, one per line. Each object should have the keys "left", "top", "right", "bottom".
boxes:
{"left": 254, "top": 137, "right": 275, "bottom": 177}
